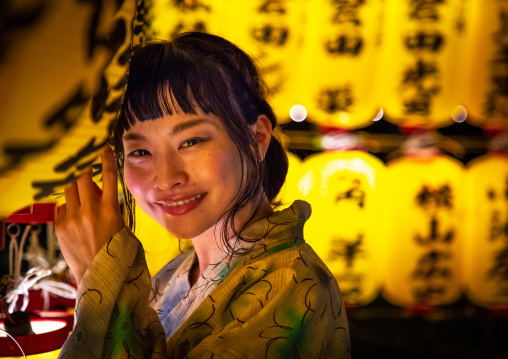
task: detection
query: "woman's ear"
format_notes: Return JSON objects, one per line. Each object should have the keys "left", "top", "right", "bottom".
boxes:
{"left": 251, "top": 114, "right": 273, "bottom": 161}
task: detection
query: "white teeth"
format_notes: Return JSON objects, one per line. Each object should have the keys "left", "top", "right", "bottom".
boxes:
{"left": 159, "top": 194, "right": 203, "bottom": 207}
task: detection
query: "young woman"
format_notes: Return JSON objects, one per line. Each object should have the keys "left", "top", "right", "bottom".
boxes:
{"left": 55, "top": 32, "right": 351, "bottom": 358}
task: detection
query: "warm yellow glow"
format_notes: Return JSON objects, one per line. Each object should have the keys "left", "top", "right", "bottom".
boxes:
{"left": 379, "top": 0, "right": 466, "bottom": 128}
{"left": 298, "top": 0, "right": 384, "bottom": 129}
{"left": 134, "top": 204, "right": 192, "bottom": 276}
{"left": 460, "top": 1, "right": 508, "bottom": 130}
{"left": 463, "top": 153, "right": 508, "bottom": 308}
{"left": 381, "top": 155, "right": 465, "bottom": 307}
{"left": 274, "top": 152, "right": 304, "bottom": 210}
{"left": 300, "top": 151, "right": 385, "bottom": 306}
{"left": 0, "top": 0, "right": 137, "bottom": 218}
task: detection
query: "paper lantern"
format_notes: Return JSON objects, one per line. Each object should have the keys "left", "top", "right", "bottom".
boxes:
{"left": 463, "top": 153, "right": 508, "bottom": 307}
{"left": 300, "top": 150, "right": 385, "bottom": 306}
{"left": 0, "top": 0, "right": 142, "bottom": 219}
{"left": 299, "top": 0, "right": 383, "bottom": 129}
{"left": 219, "top": 0, "right": 306, "bottom": 124}
{"left": 461, "top": 0, "right": 508, "bottom": 130}
{"left": 273, "top": 151, "right": 304, "bottom": 210}
{"left": 382, "top": 154, "right": 465, "bottom": 307}
{"left": 379, "top": 0, "right": 468, "bottom": 129}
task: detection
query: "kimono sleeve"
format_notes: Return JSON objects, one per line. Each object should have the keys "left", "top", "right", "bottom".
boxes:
{"left": 57, "top": 227, "right": 167, "bottom": 359}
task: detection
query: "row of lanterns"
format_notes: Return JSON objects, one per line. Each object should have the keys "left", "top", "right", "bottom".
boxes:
{"left": 1, "top": 0, "right": 506, "bottom": 220}
{"left": 151, "top": 0, "right": 508, "bottom": 131}
{"left": 1, "top": 0, "right": 506, "bottom": 312}
{"left": 264, "top": 134, "right": 507, "bottom": 309}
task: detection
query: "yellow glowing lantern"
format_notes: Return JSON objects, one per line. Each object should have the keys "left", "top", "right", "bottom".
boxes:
{"left": 461, "top": 0, "right": 508, "bottom": 130}
{"left": 379, "top": 0, "right": 468, "bottom": 129}
{"left": 0, "top": 0, "right": 141, "bottom": 219}
{"left": 273, "top": 151, "right": 304, "bottom": 210}
{"left": 381, "top": 154, "right": 465, "bottom": 307}
{"left": 299, "top": 0, "right": 383, "bottom": 129}
{"left": 220, "top": 0, "right": 306, "bottom": 123}
{"left": 300, "top": 150, "right": 385, "bottom": 306}
{"left": 464, "top": 151, "right": 508, "bottom": 307}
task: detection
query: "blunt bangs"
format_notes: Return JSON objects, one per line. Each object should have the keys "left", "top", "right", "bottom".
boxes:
{"left": 118, "top": 41, "right": 239, "bottom": 135}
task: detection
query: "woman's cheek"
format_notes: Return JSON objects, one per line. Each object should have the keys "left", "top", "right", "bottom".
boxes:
{"left": 123, "top": 163, "right": 147, "bottom": 199}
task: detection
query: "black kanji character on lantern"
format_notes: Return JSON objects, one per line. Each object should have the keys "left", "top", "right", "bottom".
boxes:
{"left": 413, "top": 284, "right": 446, "bottom": 302}
{"left": 414, "top": 218, "right": 454, "bottom": 245}
{"left": 318, "top": 85, "right": 353, "bottom": 114}
{"left": 329, "top": 235, "right": 364, "bottom": 268}
{"left": 488, "top": 188, "right": 496, "bottom": 201}
{"left": 412, "top": 250, "right": 452, "bottom": 279}
{"left": 415, "top": 184, "right": 453, "bottom": 210}
{"left": 0, "top": 140, "right": 58, "bottom": 175}
{"left": 252, "top": 25, "right": 289, "bottom": 46}
{"left": 172, "top": 0, "right": 210, "bottom": 12}
{"left": 489, "top": 210, "right": 508, "bottom": 242}
{"left": 484, "top": 11, "right": 508, "bottom": 119}
{"left": 401, "top": 60, "right": 441, "bottom": 116}
{"left": 488, "top": 247, "right": 508, "bottom": 282}
{"left": 258, "top": 0, "right": 286, "bottom": 14}
{"left": 403, "top": 60, "right": 439, "bottom": 84}
{"left": 404, "top": 96, "right": 432, "bottom": 116}
{"left": 335, "top": 179, "right": 365, "bottom": 208}
{"left": 170, "top": 21, "right": 207, "bottom": 40}
{"left": 44, "top": 85, "right": 89, "bottom": 130}
{"left": 330, "top": 0, "right": 365, "bottom": 26}
{"left": 326, "top": 35, "right": 363, "bottom": 56}
{"left": 408, "top": 0, "right": 445, "bottom": 22}
{"left": 404, "top": 32, "right": 444, "bottom": 52}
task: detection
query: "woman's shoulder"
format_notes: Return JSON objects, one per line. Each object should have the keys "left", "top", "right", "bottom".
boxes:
{"left": 237, "top": 241, "right": 338, "bottom": 293}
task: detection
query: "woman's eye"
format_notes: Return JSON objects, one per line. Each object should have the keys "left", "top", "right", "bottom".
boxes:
{"left": 180, "top": 138, "right": 202, "bottom": 149}
{"left": 127, "top": 149, "right": 150, "bottom": 157}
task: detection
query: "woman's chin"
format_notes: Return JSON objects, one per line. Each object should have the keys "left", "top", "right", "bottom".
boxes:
{"left": 162, "top": 223, "right": 214, "bottom": 242}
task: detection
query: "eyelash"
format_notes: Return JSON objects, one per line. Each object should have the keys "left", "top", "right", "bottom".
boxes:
{"left": 180, "top": 137, "right": 204, "bottom": 148}
{"left": 127, "top": 138, "right": 206, "bottom": 157}
{"left": 127, "top": 149, "right": 150, "bottom": 157}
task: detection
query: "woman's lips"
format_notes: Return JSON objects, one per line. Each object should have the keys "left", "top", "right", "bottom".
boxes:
{"left": 155, "top": 194, "right": 205, "bottom": 216}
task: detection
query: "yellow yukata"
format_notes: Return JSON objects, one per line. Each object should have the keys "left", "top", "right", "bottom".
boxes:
{"left": 58, "top": 201, "right": 351, "bottom": 358}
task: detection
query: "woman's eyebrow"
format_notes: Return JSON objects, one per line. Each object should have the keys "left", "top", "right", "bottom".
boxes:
{"left": 171, "top": 118, "right": 218, "bottom": 135}
{"left": 123, "top": 132, "right": 147, "bottom": 142}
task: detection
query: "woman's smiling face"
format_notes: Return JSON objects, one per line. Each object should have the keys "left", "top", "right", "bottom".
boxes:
{"left": 122, "top": 108, "right": 244, "bottom": 240}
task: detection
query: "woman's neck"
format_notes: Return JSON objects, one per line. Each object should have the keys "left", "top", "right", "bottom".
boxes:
{"left": 190, "top": 195, "right": 274, "bottom": 282}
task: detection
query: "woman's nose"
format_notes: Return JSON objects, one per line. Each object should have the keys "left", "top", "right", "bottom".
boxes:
{"left": 153, "top": 156, "right": 188, "bottom": 190}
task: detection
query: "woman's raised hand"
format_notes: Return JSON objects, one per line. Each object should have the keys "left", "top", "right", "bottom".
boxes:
{"left": 55, "top": 146, "right": 124, "bottom": 285}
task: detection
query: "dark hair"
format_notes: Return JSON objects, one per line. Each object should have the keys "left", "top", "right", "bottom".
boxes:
{"left": 113, "top": 32, "right": 288, "bottom": 254}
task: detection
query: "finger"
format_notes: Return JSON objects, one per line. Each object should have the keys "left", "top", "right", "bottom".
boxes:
{"left": 101, "top": 145, "right": 119, "bottom": 204}
{"left": 64, "top": 181, "right": 80, "bottom": 214}
{"left": 55, "top": 203, "right": 66, "bottom": 224}
{"left": 93, "top": 181, "right": 103, "bottom": 197}
{"left": 76, "top": 167, "right": 96, "bottom": 209}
